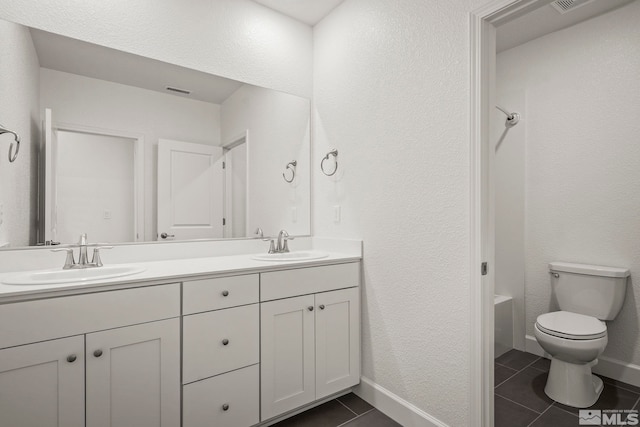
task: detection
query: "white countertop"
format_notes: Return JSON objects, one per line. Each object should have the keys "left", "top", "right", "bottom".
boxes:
{"left": 0, "top": 251, "right": 361, "bottom": 303}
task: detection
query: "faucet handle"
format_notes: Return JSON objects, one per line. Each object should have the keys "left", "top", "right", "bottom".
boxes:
{"left": 266, "top": 239, "right": 276, "bottom": 254}
{"left": 91, "top": 246, "right": 113, "bottom": 267}
{"left": 78, "top": 233, "right": 88, "bottom": 245}
{"left": 254, "top": 227, "right": 264, "bottom": 239}
{"left": 51, "top": 248, "right": 76, "bottom": 269}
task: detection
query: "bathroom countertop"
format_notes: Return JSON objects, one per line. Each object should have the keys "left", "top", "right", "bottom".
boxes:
{"left": 0, "top": 252, "right": 361, "bottom": 303}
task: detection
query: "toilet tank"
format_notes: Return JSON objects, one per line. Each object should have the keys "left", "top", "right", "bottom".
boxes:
{"left": 550, "top": 262, "right": 630, "bottom": 320}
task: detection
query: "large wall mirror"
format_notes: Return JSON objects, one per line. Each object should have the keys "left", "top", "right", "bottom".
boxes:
{"left": 0, "top": 18, "right": 311, "bottom": 249}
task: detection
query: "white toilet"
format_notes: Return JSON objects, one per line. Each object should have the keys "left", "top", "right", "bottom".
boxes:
{"left": 534, "top": 262, "right": 630, "bottom": 408}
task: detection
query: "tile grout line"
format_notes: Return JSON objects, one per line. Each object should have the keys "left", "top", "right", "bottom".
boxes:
{"left": 335, "top": 408, "right": 376, "bottom": 427}
{"left": 495, "top": 393, "right": 545, "bottom": 415}
{"left": 550, "top": 402, "right": 578, "bottom": 418}
{"left": 526, "top": 403, "right": 553, "bottom": 427}
{"left": 335, "top": 398, "right": 359, "bottom": 417}
{"left": 495, "top": 371, "right": 519, "bottom": 388}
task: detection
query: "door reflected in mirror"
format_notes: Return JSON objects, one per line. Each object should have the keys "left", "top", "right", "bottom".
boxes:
{"left": 0, "top": 20, "right": 310, "bottom": 248}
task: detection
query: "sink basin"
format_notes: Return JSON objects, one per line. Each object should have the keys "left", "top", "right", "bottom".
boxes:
{"left": 1, "top": 265, "right": 146, "bottom": 286}
{"left": 252, "top": 251, "right": 329, "bottom": 262}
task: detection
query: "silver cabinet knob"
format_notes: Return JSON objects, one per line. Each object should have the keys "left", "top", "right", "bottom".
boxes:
{"left": 222, "top": 290, "right": 229, "bottom": 297}
{"left": 94, "top": 349, "right": 103, "bottom": 358}
{"left": 160, "top": 232, "right": 175, "bottom": 239}
{"left": 307, "top": 306, "right": 314, "bottom": 311}
{"left": 319, "top": 305, "right": 325, "bottom": 310}
{"left": 222, "top": 403, "right": 230, "bottom": 411}
{"left": 222, "top": 339, "right": 229, "bottom": 346}
{"left": 67, "top": 354, "right": 77, "bottom": 363}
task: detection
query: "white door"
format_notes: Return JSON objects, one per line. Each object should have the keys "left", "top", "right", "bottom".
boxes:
{"left": 86, "top": 318, "right": 180, "bottom": 427}
{"left": 40, "top": 108, "right": 58, "bottom": 244}
{"left": 261, "top": 295, "right": 316, "bottom": 421}
{"left": 157, "top": 139, "right": 224, "bottom": 240}
{"left": 315, "top": 288, "right": 360, "bottom": 399}
{"left": 0, "top": 335, "right": 84, "bottom": 427}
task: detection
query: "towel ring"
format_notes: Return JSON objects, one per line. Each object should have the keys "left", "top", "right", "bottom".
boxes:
{"left": 0, "top": 124, "right": 20, "bottom": 163}
{"left": 321, "top": 149, "right": 338, "bottom": 176}
{"left": 283, "top": 160, "right": 297, "bottom": 183}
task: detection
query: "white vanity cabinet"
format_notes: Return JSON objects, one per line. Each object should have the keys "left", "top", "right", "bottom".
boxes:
{"left": 0, "top": 335, "right": 85, "bottom": 427}
{"left": 0, "top": 284, "right": 181, "bottom": 427}
{"left": 260, "top": 263, "right": 361, "bottom": 421}
{"left": 182, "top": 274, "right": 261, "bottom": 427}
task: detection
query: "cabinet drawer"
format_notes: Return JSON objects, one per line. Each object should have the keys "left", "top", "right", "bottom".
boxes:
{"left": 183, "top": 304, "right": 259, "bottom": 383}
{"left": 183, "top": 274, "right": 258, "bottom": 315}
{"left": 0, "top": 284, "right": 180, "bottom": 349}
{"left": 183, "top": 364, "right": 259, "bottom": 427}
{"left": 260, "top": 262, "right": 360, "bottom": 301}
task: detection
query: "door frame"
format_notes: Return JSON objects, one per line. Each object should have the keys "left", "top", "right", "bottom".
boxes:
{"left": 222, "top": 130, "right": 250, "bottom": 238}
{"left": 55, "top": 122, "right": 145, "bottom": 242}
{"left": 469, "top": 0, "right": 547, "bottom": 425}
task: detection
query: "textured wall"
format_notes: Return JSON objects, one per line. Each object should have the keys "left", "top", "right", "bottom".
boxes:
{"left": 313, "top": 0, "right": 484, "bottom": 425}
{"left": 0, "top": 0, "right": 312, "bottom": 98}
{"left": 497, "top": 1, "right": 640, "bottom": 365}
{"left": 0, "top": 21, "right": 39, "bottom": 247}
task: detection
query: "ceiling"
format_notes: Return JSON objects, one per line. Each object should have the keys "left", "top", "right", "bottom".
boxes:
{"left": 30, "top": 29, "right": 243, "bottom": 105}
{"left": 496, "top": 0, "right": 636, "bottom": 52}
{"left": 252, "top": 0, "right": 345, "bottom": 26}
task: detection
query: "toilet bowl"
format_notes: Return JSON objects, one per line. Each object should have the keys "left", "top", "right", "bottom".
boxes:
{"left": 534, "top": 311, "right": 607, "bottom": 407}
{"left": 534, "top": 262, "right": 629, "bottom": 408}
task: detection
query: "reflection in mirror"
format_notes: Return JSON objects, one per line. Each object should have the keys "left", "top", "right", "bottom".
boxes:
{"left": 0, "top": 19, "right": 310, "bottom": 249}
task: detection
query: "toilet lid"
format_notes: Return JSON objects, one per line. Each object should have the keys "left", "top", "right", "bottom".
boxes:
{"left": 536, "top": 311, "right": 606, "bottom": 340}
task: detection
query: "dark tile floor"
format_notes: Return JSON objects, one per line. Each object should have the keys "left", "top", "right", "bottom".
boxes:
{"left": 495, "top": 349, "right": 640, "bottom": 427}
{"left": 272, "top": 393, "right": 400, "bottom": 427}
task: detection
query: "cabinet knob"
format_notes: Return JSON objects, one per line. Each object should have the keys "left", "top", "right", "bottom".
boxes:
{"left": 307, "top": 306, "right": 314, "bottom": 311}
{"left": 319, "top": 305, "right": 325, "bottom": 310}
{"left": 67, "top": 354, "right": 77, "bottom": 363}
{"left": 222, "top": 339, "right": 229, "bottom": 346}
{"left": 93, "top": 349, "right": 103, "bottom": 358}
{"left": 222, "top": 290, "right": 229, "bottom": 297}
{"left": 222, "top": 403, "right": 230, "bottom": 411}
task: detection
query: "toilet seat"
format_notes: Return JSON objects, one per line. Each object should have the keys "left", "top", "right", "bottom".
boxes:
{"left": 536, "top": 311, "right": 606, "bottom": 340}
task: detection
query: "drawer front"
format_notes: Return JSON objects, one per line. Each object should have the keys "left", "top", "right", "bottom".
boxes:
{"left": 260, "top": 262, "right": 360, "bottom": 301}
{"left": 183, "top": 304, "right": 259, "bottom": 383}
{"left": 0, "top": 284, "right": 180, "bottom": 349}
{"left": 183, "top": 364, "right": 259, "bottom": 427}
{"left": 183, "top": 274, "right": 258, "bottom": 315}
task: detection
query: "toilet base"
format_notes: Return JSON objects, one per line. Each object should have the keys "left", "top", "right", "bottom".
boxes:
{"left": 544, "top": 358, "right": 604, "bottom": 408}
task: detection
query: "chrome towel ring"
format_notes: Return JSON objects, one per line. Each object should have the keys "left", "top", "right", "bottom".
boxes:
{"left": 0, "top": 124, "right": 20, "bottom": 163}
{"left": 321, "top": 149, "right": 338, "bottom": 176}
{"left": 283, "top": 160, "right": 297, "bottom": 183}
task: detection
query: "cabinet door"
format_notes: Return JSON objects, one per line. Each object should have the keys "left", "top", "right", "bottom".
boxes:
{"left": 86, "top": 318, "right": 180, "bottom": 427}
{"left": 316, "top": 287, "right": 360, "bottom": 399}
{"left": 0, "top": 335, "right": 84, "bottom": 427}
{"left": 261, "top": 295, "right": 315, "bottom": 421}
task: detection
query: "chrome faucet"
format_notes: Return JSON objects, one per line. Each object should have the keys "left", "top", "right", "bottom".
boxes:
{"left": 276, "top": 230, "right": 294, "bottom": 253}
{"left": 52, "top": 234, "right": 113, "bottom": 269}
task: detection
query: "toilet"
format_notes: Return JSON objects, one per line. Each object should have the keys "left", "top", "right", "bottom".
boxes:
{"left": 534, "top": 262, "right": 630, "bottom": 408}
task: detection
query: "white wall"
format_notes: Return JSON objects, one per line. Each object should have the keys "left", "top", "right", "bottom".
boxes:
{"left": 56, "top": 132, "right": 135, "bottom": 244}
{"left": 0, "top": 0, "right": 312, "bottom": 98}
{"left": 0, "top": 20, "right": 39, "bottom": 247}
{"left": 497, "top": 1, "right": 640, "bottom": 366}
{"left": 494, "top": 85, "right": 526, "bottom": 351}
{"left": 221, "top": 85, "right": 310, "bottom": 237}
{"left": 313, "top": 0, "right": 486, "bottom": 425}
{"left": 40, "top": 68, "right": 221, "bottom": 241}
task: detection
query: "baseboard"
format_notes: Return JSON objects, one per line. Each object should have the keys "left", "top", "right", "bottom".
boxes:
{"left": 353, "top": 376, "right": 449, "bottom": 427}
{"left": 525, "top": 335, "right": 640, "bottom": 388}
